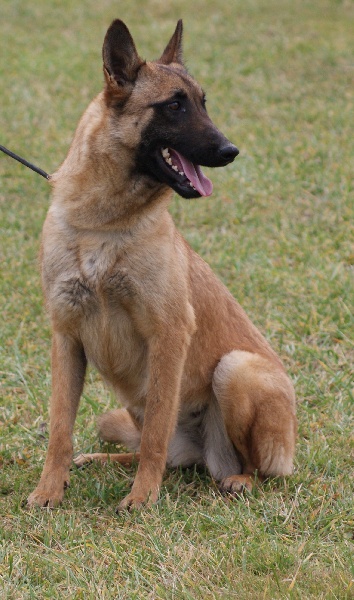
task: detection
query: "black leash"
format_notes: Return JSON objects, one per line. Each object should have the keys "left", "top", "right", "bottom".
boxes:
{"left": 0, "top": 144, "right": 50, "bottom": 180}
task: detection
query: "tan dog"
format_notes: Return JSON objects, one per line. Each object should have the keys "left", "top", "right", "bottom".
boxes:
{"left": 28, "top": 19, "right": 296, "bottom": 511}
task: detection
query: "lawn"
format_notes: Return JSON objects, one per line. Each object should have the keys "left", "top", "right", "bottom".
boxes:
{"left": 0, "top": 0, "right": 353, "bottom": 598}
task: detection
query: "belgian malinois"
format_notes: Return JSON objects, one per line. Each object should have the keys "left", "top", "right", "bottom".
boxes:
{"left": 28, "top": 19, "right": 296, "bottom": 511}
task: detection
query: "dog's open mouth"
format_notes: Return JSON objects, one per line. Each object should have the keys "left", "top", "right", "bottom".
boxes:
{"left": 161, "top": 147, "right": 213, "bottom": 197}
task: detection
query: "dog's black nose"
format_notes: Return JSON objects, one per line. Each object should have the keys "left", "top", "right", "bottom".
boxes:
{"left": 218, "top": 144, "right": 239, "bottom": 163}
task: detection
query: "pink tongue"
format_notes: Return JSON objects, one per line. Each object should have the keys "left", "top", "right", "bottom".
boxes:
{"left": 169, "top": 149, "right": 213, "bottom": 196}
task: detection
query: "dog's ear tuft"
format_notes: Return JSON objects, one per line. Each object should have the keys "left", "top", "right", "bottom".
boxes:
{"left": 103, "top": 20, "right": 144, "bottom": 95}
{"left": 157, "top": 20, "right": 183, "bottom": 65}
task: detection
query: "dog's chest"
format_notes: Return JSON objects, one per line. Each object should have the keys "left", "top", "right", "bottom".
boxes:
{"left": 51, "top": 243, "right": 135, "bottom": 318}
{"left": 47, "top": 236, "right": 147, "bottom": 382}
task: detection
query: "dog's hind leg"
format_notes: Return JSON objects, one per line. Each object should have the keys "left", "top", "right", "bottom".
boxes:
{"left": 98, "top": 408, "right": 142, "bottom": 449}
{"left": 202, "top": 395, "right": 243, "bottom": 482}
{"left": 73, "top": 408, "right": 142, "bottom": 468}
{"left": 212, "top": 350, "right": 297, "bottom": 494}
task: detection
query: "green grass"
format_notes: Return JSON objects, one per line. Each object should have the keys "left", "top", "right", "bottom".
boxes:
{"left": 1, "top": 0, "right": 353, "bottom": 598}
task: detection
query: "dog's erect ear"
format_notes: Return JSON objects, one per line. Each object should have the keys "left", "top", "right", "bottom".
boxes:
{"left": 157, "top": 20, "right": 183, "bottom": 65}
{"left": 103, "top": 20, "right": 144, "bottom": 94}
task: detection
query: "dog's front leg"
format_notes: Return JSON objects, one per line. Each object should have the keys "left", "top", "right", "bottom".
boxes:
{"left": 118, "top": 329, "right": 190, "bottom": 511}
{"left": 28, "top": 331, "right": 86, "bottom": 507}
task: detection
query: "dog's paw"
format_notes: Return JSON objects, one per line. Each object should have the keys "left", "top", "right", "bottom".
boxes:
{"left": 219, "top": 474, "right": 254, "bottom": 497}
{"left": 27, "top": 480, "right": 69, "bottom": 508}
{"left": 116, "top": 488, "right": 159, "bottom": 513}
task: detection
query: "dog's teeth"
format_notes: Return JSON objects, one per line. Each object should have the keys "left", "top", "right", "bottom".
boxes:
{"left": 161, "top": 148, "right": 185, "bottom": 176}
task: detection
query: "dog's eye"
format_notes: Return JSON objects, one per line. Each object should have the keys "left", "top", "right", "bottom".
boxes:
{"left": 168, "top": 101, "right": 181, "bottom": 111}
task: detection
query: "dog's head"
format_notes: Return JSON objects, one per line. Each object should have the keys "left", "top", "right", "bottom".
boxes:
{"left": 102, "top": 20, "right": 239, "bottom": 199}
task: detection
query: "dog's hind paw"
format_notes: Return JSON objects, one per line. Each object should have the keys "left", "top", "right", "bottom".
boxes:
{"left": 219, "top": 474, "right": 254, "bottom": 496}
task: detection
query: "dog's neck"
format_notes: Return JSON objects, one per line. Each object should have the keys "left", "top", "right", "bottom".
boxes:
{"left": 50, "top": 93, "right": 172, "bottom": 232}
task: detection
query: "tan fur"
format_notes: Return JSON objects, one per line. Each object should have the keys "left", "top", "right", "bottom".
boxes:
{"left": 28, "top": 21, "right": 296, "bottom": 511}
